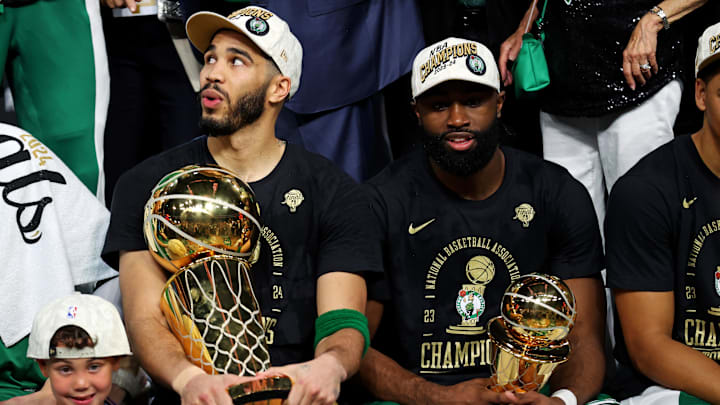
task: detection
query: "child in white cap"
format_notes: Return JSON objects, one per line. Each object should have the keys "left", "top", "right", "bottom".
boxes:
{"left": 26, "top": 294, "right": 132, "bottom": 405}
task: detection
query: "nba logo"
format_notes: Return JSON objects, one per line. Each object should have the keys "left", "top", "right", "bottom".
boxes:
{"left": 67, "top": 305, "right": 78, "bottom": 319}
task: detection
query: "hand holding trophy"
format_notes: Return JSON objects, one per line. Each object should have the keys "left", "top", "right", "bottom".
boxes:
{"left": 487, "top": 273, "right": 576, "bottom": 393}
{"left": 143, "top": 165, "right": 291, "bottom": 404}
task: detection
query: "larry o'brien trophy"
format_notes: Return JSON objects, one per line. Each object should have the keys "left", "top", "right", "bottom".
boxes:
{"left": 487, "top": 273, "right": 576, "bottom": 393}
{"left": 143, "top": 165, "right": 291, "bottom": 404}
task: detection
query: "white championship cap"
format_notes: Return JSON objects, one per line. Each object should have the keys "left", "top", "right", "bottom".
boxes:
{"left": 27, "top": 293, "right": 132, "bottom": 360}
{"left": 696, "top": 21, "right": 720, "bottom": 77}
{"left": 186, "top": 6, "right": 303, "bottom": 98}
{"left": 411, "top": 37, "right": 500, "bottom": 99}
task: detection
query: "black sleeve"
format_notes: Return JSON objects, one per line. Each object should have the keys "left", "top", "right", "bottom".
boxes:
{"left": 605, "top": 174, "right": 674, "bottom": 291}
{"left": 547, "top": 172, "right": 604, "bottom": 280}
{"left": 101, "top": 168, "right": 156, "bottom": 269}
{"left": 363, "top": 183, "right": 391, "bottom": 302}
{"left": 315, "top": 175, "right": 383, "bottom": 277}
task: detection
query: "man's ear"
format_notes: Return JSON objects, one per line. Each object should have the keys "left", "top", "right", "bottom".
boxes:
{"left": 412, "top": 100, "right": 422, "bottom": 126}
{"left": 267, "top": 75, "right": 291, "bottom": 104}
{"left": 496, "top": 90, "right": 506, "bottom": 119}
{"left": 36, "top": 360, "right": 50, "bottom": 378}
{"left": 695, "top": 78, "right": 707, "bottom": 112}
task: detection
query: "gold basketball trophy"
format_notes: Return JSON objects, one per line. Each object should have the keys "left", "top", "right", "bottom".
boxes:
{"left": 487, "top": 273, "right": 576, "bottom": 393}
{"left": 144, "top": 165, "right": 291, "bottom": 404}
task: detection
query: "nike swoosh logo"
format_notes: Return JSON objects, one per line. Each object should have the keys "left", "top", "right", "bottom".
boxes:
{"left": 683, "top": 197, "right": 697, "bottom": 209}
{"left": 409, "top": 218, "right": 436, "bottom": 235}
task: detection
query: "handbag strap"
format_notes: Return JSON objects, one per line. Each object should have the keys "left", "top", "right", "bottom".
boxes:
{"left": 523, "top": 0, "right": 549, "bottom": 34}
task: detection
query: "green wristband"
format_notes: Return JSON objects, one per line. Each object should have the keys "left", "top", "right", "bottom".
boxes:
{"left": 314, "top": 309, "right": 370, "bottom": 357}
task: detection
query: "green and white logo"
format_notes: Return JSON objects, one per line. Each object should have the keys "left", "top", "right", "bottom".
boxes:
{"left": 466, "top": 54, "right": 486, "bottom": 76}
{"left": 246, "top": 17, "right": 269, "bottom": 36}
{"left": 456, "top": 289, "right": 485, "bottom": 321}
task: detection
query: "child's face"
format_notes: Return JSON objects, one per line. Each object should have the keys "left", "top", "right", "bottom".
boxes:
{"left": 39, "top": 357, "right": 118, "bottom": 405}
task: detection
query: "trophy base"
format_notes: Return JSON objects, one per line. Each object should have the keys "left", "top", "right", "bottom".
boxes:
{"left": 446, "top": 325, "right": 486, "bottom": 335}
{"left": 487, "top": 317, "right": 569, "bottom": 393}
{"left": 228, "top": 375, "right": 292, "bottom": 404}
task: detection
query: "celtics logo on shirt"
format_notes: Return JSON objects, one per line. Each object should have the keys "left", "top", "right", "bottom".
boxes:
{"left": 682, "top": 218, "right": 720, "bottom": 358}
{"left": 246, "top": 17, "right": 269, "bottom": 36}
{"left": 456, "top": 289, "right": 484, "bottom": 321}
{"left": 420, "top": 236, "right": 522, "bottom": 373}
{"left": 447, "top": 255, "right": 495, "bottom": 335}
{"left": 466, "top": 54, "right": 486, "bottom": 76}
{"left": 708, "top": 266, "right": 720, "bottom": 317}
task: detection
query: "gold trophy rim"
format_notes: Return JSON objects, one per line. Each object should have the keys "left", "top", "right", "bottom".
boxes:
{"left": 162, "top": 254, "right": 243, "bottom": 288}
{"left": 487, "top": 316, "right": 570, "bottom": 364}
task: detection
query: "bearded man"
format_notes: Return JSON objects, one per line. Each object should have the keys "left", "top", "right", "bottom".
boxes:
{"left": 102, "top": 7, "right": 379, "bottom": 405}
{"left": 357, "top": 38, "right": 607, "bottom": 405}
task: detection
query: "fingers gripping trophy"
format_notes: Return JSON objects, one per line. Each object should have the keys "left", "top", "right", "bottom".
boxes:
{"left": 143, "top": 165, "right": 291, "bottom": 404}
{"left": 487, "top": 273, "right": 576, "bottom": 393}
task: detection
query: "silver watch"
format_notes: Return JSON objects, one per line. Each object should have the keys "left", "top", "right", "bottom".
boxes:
{"left": 650, "top": 6, "right": 670, "bottom": 30}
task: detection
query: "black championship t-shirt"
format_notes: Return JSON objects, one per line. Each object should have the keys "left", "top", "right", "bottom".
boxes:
{"left": 606, "top": 135, "right": 720, "bottom": 398}
{"left": 366, "top": 147, "right": 604, "bottom": 385}
{"left": 103, "top": 136, "right": 381, "bottom": 367}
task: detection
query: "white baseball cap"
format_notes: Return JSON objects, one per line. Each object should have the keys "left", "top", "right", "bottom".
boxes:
{"left": 27, "top": 293, "right": 132, "bottom": 360}
{"left": 411, "top": 37, "right": 500, "bottom": 99}
{"left": 695, "top": 21, "right": 720, "bottom": 77}
{"left": 186, "top": 6, "right": 303, "bottom": 98}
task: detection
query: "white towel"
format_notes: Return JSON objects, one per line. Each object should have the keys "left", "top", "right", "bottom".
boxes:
{"left": 0, "top": 123, "right": 117, "bottom": 346}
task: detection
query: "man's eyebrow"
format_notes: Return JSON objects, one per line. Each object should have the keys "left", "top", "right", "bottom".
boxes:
{"left": 227, "top": 47, "right": 254, "bottom": 63}
{"left": 204, "top": 45, "right": 254, "bottom": 63}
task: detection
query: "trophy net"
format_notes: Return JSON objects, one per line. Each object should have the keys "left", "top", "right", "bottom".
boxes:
{"left": 160, "top": 255, "right": 271, "bottom": 376}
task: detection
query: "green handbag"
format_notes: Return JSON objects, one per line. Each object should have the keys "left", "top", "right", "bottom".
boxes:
{"left": 512, "top": 0, "right": 550, "bottom": 98}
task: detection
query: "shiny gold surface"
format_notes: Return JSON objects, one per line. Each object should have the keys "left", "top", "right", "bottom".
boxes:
{"left": 488, "top": 273, "right": 576, "bottom": 393}
{"left": 148, "top": 166, "right": 291, "bottom": 403}
{"left": 488, "top": 317, "right": 570, "bottom": 363}
{"left": 228, "top": 376, "right": 292, "bottom": 404}
{"left": 144, "top": 165, "right": 261, "bottom": 273}
{"left": 500, "top": 273, "right": 576, "bottom": 345}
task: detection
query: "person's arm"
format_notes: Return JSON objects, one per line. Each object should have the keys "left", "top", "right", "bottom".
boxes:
{"left": 101, "top": 0, "right": 138, "bottom": 11}
{"left": 615, "top": 289, "right": 720, "bottom": 403}
{"left": 622, "top": 0, "right": 708, "bottom": 89}
{"left": 358, "top": 301, "right": 517, "bottom": 405}
{"left": 119, "top": 250, "right": 250, "bottom": 405}
{"left": 314, "top": 272, "right": 367, "bottom": 374}
{"left": 548, "top": 277, "right": 606, "bottom": 402}
{"left": 260, "top": 272, "right": 368, "bottom": 405}
{"left": 499, "top": 1, "right": 541, "bottom": 87}
{"left": 0, "top": 380, "right": 54, "bottom": 405}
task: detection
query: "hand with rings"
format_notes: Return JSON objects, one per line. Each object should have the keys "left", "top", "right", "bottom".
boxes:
{"left": 622, "top": 11, "right": 663, "bottom": 90}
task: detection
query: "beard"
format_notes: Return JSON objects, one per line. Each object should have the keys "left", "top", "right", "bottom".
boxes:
{"left": 421, "top": 117, "right": 501, "bottom": 177}
{"left": 198, "top": 80, "right": 269, "bottom": 137}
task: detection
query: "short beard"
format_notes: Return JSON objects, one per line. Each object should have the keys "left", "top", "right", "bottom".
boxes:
{"left": 199, "top": 80, "right": 269, "bottom": 137}
{"left": 421, "top": 117, "right": 501, "bottom": 177}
